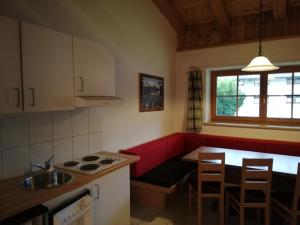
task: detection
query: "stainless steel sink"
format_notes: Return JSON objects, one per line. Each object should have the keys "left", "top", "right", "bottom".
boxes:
{"left": 22, "top": 171, "right": 73, "bottom": 190}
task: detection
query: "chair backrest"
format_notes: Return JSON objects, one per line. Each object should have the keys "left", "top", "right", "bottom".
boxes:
{"left": 240, "top": 158, "right": 273, "bottom": 204}
{"left": 293, "top": 163, "right": 300, "bottom": 212}
{"left": 198, "top": 152, "right": 225, "bottom": 194}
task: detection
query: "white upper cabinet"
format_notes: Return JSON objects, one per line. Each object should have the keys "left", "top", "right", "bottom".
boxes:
{"left": 0, "top": 17, "right": 22, "bottom": 114}
{"left": 21, "top": 22, "right": 75, "bottom": 112}
{"left": 73, "top": 37, "right": 116, "bottom": 97}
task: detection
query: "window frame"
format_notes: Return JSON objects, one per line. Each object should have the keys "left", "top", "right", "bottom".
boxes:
{"left": 210, "top": 66, "right": 300, "bottom": 126}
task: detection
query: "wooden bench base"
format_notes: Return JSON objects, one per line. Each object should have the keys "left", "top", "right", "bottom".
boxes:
{"left": 130, "top": 180, "right": 176, "bottom": 210}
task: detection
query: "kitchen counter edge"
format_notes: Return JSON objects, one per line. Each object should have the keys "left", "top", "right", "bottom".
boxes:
{"left": 0, "top": 152, "right": 139, "bottom": 221}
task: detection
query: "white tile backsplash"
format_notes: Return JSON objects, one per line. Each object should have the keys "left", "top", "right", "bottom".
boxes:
{"left": 89, "top": 132, "right": 102, "bottom": 154}
{"left": 30, "top": 113, "right": 52, "bottom": 144}
{"left": 72, "top": 135, "right": 89, "bottom": 159}
{"left": 2, "top": 146, "right": 30, "bottom": 179}
{"left": 0, "top": 108, "right": 103, "bottom": 180}
{"left": 53, "top": 111, "right": 72, "bottom": 140}
{"left": 30, "top": 142, "right": 53, "bottom": 170}
{"left": 72, "top": 109, "right": 89, "bottom": 136}
{"left": 1, "top": 115, "right": 29, "bottom": 149}
{"left": 53, "top": 138, "right": 72, "bottom": 164}
{"left": 89, "top": 108, "right": 102, "bottom": 133}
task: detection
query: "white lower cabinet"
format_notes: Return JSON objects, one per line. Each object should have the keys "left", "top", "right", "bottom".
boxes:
{"left": 44, "top": 166, "right": 130, "bottom": 225}
{"left": 90, "top": 166, "right": 130, "bottom": 225}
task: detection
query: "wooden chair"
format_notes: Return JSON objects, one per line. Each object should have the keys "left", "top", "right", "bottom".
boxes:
{"left": 189, "top": 152, "right": 225, "bottom": 225}
{"left": 225, "top": 158, "right": 273, "bottom": 225}
{"left": 271, "top": 163, "right": 300, "bottom": 225}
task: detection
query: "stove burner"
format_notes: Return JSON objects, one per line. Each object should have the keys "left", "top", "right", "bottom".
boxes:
{"left": 100, "top": 159, "right": 114, "bottom": 165}
{"left": 64, "top": 161, "right": 80, "bottom": 167}
{"left": 82, "top": 155, "right": 100, "bottom": 162}
{"left": 80, "top": 164, "right": 100, "bottom": 171}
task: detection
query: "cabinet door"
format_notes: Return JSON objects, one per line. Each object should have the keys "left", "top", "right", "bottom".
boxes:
{"left": 73, "top": 37, "right": 115, "bottom": 97}
{"left": 21, "top": 22, "right": 75, "bottom": 112}
{"left": 0, "top": 17, "right": 22, "bottom": 113}
{"left": 91, "top": 166, "right": 130, "bottom": 225}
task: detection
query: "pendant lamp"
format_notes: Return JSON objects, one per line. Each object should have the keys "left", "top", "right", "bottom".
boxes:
{"left": 242, "top": 0, "right": 279, "bottom": 72}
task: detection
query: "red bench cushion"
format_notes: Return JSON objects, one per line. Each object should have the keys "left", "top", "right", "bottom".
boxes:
{"left": 166, "top": 133, "right": 185, "bottom": 159}
{"left": 125, "top": 138, "right": 168, "bottom": 177}
{"left": 265, "top": 140, "right": 300, "bottom": 156}
{"left": 121, "top": 133, "right": 186, "bottom": 177}
{"left": 184, "top": 133, "right": 207, "bottom": 152}
{"left": 205, "top": 135, "right": 265, "bottom": 152}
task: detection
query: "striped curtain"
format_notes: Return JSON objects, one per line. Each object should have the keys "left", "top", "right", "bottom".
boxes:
{"left": 186, "top": 69, "right": 203, "bottom": 132}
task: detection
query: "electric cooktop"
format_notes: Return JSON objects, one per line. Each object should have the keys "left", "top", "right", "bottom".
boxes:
{"left": 56, "top": 152, "right": 126, "bottom": 175}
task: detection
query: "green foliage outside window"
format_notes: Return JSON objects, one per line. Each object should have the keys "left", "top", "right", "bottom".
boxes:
{"left": 217, "top": 79, "right": 245, "bottom": 116}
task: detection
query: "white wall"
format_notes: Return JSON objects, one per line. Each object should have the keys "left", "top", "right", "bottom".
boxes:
{"left": 0, "top": 0, "right": 177, "bottom": 179}
{"left": 176, "top": 38, "right": 300, "bottom": 141}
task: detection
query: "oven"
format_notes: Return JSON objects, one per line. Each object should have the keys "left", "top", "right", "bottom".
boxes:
{"left": 47, "top": 189, "right": 93, "bottom": 225}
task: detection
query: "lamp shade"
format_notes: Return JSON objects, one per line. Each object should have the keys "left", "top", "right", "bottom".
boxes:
{"left": 242, "top": 56, "right": 279, "bottom": 72}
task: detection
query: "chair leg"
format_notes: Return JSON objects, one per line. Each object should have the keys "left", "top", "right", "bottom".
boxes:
{"left": 257, "top": 208, "right": 261, "bottom": 225}
{"left": 240, "top": 207, "right": 245, "bottom": 225}
{"left": 291, "top": 213, "right": 297, "bottom": 225}
{"left": 220, "top": 198, "right": 224, "bottom": 225}
{"left": 198, "top": 197, "right": 202, "bottom": 225}
{"left": 225, "top": 193, "right": 229, "bottom": 225}
{"left": 264, "top": 207, "right": 270, "bottom": 225}
{"left": 189, "top": 185, "right": 192, "bottom": 213}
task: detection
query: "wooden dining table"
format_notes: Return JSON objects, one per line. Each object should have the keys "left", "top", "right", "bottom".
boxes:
{"left": 182, "top": 146, "right": 300, "bottom": 176}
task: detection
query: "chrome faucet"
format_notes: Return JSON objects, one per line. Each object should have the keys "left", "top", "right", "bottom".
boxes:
{"left": 31, "top": 155, "right": 54, "bottom": 172}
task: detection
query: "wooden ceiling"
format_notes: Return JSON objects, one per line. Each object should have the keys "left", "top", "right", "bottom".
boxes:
{"left": 152, "top": 0, "right": 300, "bottom": 51}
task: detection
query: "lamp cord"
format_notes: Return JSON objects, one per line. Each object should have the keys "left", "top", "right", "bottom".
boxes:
{"left": 258, "top": 0, "right": 263, "bottom": 56}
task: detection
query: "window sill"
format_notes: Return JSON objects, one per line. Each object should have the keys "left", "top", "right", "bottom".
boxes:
{"left": 203, "top": 122, "right": 300, "bottom": 131}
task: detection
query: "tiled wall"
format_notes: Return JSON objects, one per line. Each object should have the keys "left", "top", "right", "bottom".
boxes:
{"left": 0, "top": 108, "right": 103, "bottom": 180}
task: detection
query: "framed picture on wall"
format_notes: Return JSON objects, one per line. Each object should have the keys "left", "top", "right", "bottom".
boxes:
{"left": 139, "top": 73, "right": 164, "bottom": 112}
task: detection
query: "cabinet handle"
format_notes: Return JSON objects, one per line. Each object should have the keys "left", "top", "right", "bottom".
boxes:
{"left": 95, "top": 183, "right": 100, "bottom": 200}
{"left": 15, "top": 88, "right": 20, "bottom": 107}
{"left": 29, "top": 88, "right": 35, "bottom": 106}
{"left": 78, "top": 76, "right": 84, "bottom": 92}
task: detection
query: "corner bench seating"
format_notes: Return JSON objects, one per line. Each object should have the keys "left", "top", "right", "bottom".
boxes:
{"left": 120, "top": 132, "right": 300, "bottom": 209}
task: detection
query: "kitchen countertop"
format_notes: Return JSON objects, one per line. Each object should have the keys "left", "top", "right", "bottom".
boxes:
{"left": 0, "top": 151, "right": 139, "bottom": 221}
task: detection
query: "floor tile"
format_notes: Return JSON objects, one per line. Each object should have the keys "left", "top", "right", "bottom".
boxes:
{"left": 139, "top": 214, "right": 170, "bottom": 225}
{"left": 130, "top": 201, "right": 151, "bottom": 225}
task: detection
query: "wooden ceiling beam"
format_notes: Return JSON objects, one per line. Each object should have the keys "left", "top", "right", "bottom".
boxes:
{"left": 179, "top": 6, "right": 300, "bottom": 51}
{"left": 173, "top": 1, "right": 206, "bottom": 10}
{"left": 152, "top": 0, "right": 185, "bottom": 34}
{"left": 273, "top": 0, "right": 287, "bottom": 20}
{"left": 208, "top": 0, "right": 230, "bottom": 29}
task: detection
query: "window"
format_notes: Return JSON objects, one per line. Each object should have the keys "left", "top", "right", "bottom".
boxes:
{"left": 211, "top": 66, "right": 300, "bottom": 125}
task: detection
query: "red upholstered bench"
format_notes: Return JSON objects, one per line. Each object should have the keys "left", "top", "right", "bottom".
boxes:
{"left": 120, "top": 133, "right": 196, "bottom": 209}
{"left": 120, "top": 132, "right": 300, "bottom": 209}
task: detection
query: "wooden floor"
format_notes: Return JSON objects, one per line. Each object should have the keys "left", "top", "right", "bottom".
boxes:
{"left": 130, "top": 183, "right": 286, "bottom": 225}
